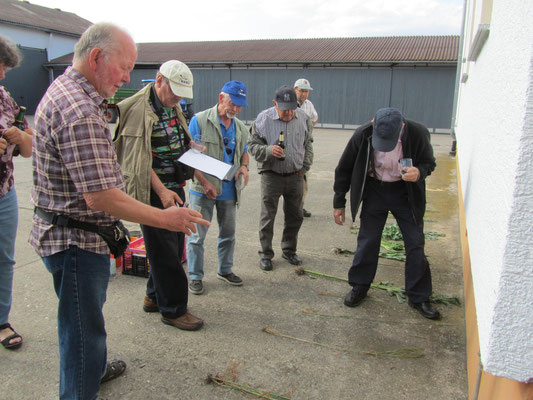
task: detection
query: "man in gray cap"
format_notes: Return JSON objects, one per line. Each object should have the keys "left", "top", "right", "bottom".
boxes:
{"left": 114, "top": 60, "right": 204, "bottom": 331}
{"left": 249, "top": 86, "right": 314, "bottom": 271}
{"left": 332, "top": 107, "right": 440, "bottom": 320}
{"left": 294, "top": 78, "right": 318, "bottom": 217}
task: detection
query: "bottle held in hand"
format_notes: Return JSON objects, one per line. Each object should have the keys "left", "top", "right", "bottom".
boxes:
{"left": 14, "top": 106, "right": 26, "bottom": 130}
{"left": 277, "top": 131, "right": 286, "bottom": 161}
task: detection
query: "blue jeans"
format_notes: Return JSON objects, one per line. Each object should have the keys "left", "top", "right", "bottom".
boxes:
{"left": 186, "top": 194, "right": 236, "bottom": 280}
{"left": 0, "top": 189, "right": 18, "bottom": 325}
{"left": 43, "top": 247, "right": 110, "bottom": 400}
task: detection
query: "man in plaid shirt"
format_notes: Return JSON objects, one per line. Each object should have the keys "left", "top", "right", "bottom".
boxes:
{"left": 30, "top": 23, "right": 208, "bottom": 400}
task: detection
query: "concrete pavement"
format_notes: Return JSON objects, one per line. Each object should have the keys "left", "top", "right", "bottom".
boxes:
{"left": 2, "top": 128, "right": 466, "bottom": 399}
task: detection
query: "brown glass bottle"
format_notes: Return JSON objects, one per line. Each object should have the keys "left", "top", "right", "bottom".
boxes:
{"left": 277, "top": 131, "right": 286, "bottom": 160}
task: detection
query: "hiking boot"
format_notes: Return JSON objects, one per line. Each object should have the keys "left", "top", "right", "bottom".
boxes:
{"left": 188, "top": 280, "right": 204, "bottom": 295}
{"left": 161, "top": 312, "right": 204, "bottom": 331}
{"left": 217, "top": 272, "right": 243, "bottom": 286}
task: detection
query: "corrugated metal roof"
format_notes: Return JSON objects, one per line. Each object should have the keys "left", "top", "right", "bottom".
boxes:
{"left": 0, "top": 0, "right": 92, "bottom": 36}
{"left": 49, "top": 36, "right": 459, "bottom": 66}
{"left": 133, "top": 36, "right": 459, "bottom": 64}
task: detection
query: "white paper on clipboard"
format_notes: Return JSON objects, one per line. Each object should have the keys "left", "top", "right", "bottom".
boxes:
{"left": 178, "top": 149, "right": 239, "bottom": 181}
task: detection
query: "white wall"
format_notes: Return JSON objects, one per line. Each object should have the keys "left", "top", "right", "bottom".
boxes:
{"left": 0, "top": 23, "right": 78, "bottom": 60}
{"left": 455, "top": 0, "right": 533, "bottom": 382}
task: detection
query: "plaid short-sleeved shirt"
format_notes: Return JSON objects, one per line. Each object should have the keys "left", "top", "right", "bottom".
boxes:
{"left": 29, "top": 67, "right": 125, "bottom": 257}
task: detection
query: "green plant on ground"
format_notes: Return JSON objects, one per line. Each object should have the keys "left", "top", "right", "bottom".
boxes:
{"left": 295, "top": 268, "right": 461, "bottom": 306}
{"left": 263, "top": 327, "right": 424, "bottom": 359}
{"left": 205, "top": 374, "right": 292, "bottom": 400}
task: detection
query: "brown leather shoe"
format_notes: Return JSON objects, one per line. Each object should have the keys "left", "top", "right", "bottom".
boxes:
{"left": 143, "top": 296, "right": 159, "bottom": 313}
{"left": 161, "top": 312, "right": 204, "bottom": 331}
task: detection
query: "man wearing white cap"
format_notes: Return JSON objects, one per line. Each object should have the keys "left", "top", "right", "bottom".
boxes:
{"left": 114, "top": 60, "right": 204, "bottom": 331}
{"left": 294, "top": 78, "right": 318, "bottom": 217}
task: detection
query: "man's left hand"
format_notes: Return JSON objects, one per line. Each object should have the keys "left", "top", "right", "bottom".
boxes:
{"left": 401, "top": 167, "right": 420, "bottom": 182}
{"left": 2, "top": 126, "right": 25, "bottom": 145}
{"left": 235, "top": 166, "right": 249, "bottom": 186}
{"left": 159, "top": 188, "right": 183, "bottom": 208}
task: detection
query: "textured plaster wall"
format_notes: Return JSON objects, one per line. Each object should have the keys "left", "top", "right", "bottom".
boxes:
{"left": 455, "top": 0, "right": 533, "bottom": 382}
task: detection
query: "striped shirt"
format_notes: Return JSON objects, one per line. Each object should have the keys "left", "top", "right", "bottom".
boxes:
{"left": 252, "top": 107, "right": 309, "bottom": 174}
{"left": 29, "top": 67, "right": 125, "bottom": 257}
{"left": 299, "top": 99, "right": 318, "bottom": 124}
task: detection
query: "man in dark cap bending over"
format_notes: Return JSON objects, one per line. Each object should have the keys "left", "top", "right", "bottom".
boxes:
{"left": 333, "top": 107, "right": 440, "bottom": 320}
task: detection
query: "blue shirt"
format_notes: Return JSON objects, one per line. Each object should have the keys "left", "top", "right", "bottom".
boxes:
{"left": 188, "top": 115, "right": 248, "bottom": 200}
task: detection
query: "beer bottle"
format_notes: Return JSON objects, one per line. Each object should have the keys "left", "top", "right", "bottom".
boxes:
{"left": 14, "top": 106, "right": 26, "bottom": 130}
{"left": 277, "top": 131, "right": 286, "bottom": 161}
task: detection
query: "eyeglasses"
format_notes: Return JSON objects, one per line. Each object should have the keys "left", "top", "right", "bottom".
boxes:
{"left": 223, "top": 137, "right": 232, "bottom": 155}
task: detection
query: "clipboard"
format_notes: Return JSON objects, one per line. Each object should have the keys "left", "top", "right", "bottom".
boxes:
{"left": 178, "top": 149, "right": 240, "bottom": 181}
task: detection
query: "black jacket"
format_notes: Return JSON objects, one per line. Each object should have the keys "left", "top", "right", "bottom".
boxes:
{"left": 333, "top": 119, "right": 436, "bottom": 224}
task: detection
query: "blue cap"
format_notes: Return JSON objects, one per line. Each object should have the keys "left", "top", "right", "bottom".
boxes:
{"left": 221, "top": 81, "right": 248, "bottom": 107}
{"left": 372, "top": 108, "right": 403, "bottom": 152}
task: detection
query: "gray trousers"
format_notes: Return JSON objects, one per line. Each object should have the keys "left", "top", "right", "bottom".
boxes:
{"left": 259, "top": 171, "right": 304, "bottom": 259}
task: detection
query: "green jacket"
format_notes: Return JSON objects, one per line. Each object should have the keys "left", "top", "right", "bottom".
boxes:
{"left": 113, "top": 83, "right": 191, "bottom": 205}
{"left": 189, "top": 104, "right": 248, "bottom": 206}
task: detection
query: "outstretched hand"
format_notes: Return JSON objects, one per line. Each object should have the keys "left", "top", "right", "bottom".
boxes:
{"left": 161, "top": 207, "right": 210, "bottom": 235}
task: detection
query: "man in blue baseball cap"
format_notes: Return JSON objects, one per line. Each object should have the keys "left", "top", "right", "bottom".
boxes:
{"left": 186, "top": 81, "right": 250, "bottom": 295}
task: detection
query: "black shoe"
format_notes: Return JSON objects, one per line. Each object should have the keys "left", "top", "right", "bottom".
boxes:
{"left": 303, "top": 209, "right": 311, "bottom": 217}
{"left": 408, "top": 300, "right": 441, "bottom": 320}
{"left": 282, "top": 252, "right": 302, "bottom": 265}
{"left": 343, "top": 287, "right": 368, "bottom": 307}
{"left": 260, "top": 258, "right": 273, "bottom": 271}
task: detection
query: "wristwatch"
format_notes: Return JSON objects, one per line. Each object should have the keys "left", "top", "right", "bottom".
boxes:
{"left": 241, "top": 164, "right": 249, "bottom": 171}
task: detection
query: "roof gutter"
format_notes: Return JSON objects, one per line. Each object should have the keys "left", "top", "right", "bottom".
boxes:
{"left": 0, "top": 20, "right": 82, "bottom": 38}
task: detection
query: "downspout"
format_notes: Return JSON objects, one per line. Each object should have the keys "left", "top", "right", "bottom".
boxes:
{"left": 449, "top": 0, "right": 468, "bottom": 155}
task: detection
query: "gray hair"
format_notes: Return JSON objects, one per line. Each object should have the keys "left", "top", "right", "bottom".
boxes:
{"left": 73, "top": 23, "right": 130, "bottom": 63}
{"left": 156, "top": 72, "right": 169, "bottom": 86}
{"left": 0, "top": 35, "right": 22, "bottom": 68}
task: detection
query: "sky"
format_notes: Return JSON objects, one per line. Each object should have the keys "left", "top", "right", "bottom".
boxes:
{"left": 29, "top": 0, "right": 464, "bottom": 43}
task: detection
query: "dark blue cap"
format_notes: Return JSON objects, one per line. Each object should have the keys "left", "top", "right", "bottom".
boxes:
{"left": 372, "top": 107, "right": 403, "bottom": 152}
{"left": 221, "top": 81, "right": 248, "bottom": 107}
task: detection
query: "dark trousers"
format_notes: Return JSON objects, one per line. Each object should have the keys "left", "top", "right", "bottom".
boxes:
{"left": 141, "top": 188, "right": 188, "bottom": 319}
{"left": 259, "top": 171, "right": 304, "bottom": 259}
{"left": 348, "top": 177, "right": 432, "bottom": 303}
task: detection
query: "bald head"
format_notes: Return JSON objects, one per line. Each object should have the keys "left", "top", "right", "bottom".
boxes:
{"left": 73, "top": 23, "right": 137, "bottom": 99}
{"left": 73, "top": 23, "right": 135, "bottom": 63}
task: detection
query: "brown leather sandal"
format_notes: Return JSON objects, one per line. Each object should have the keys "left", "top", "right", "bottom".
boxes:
{"left": 0, "top": 323, "right": 23, "bottom": 350}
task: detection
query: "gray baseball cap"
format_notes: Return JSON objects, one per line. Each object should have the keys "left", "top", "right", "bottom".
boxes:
{"left": 275, "top": 86, "right": 298, "bottom": 110}
{"left": 371, "top": 108, "right": 403, "bottom": 152}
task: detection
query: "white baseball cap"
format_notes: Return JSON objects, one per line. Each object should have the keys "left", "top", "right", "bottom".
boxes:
{"left": 159, "top": 60, "right": 194, "bottom": 98}
{"left": 294, "top": 78, "right": 313, "bottom": 90}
